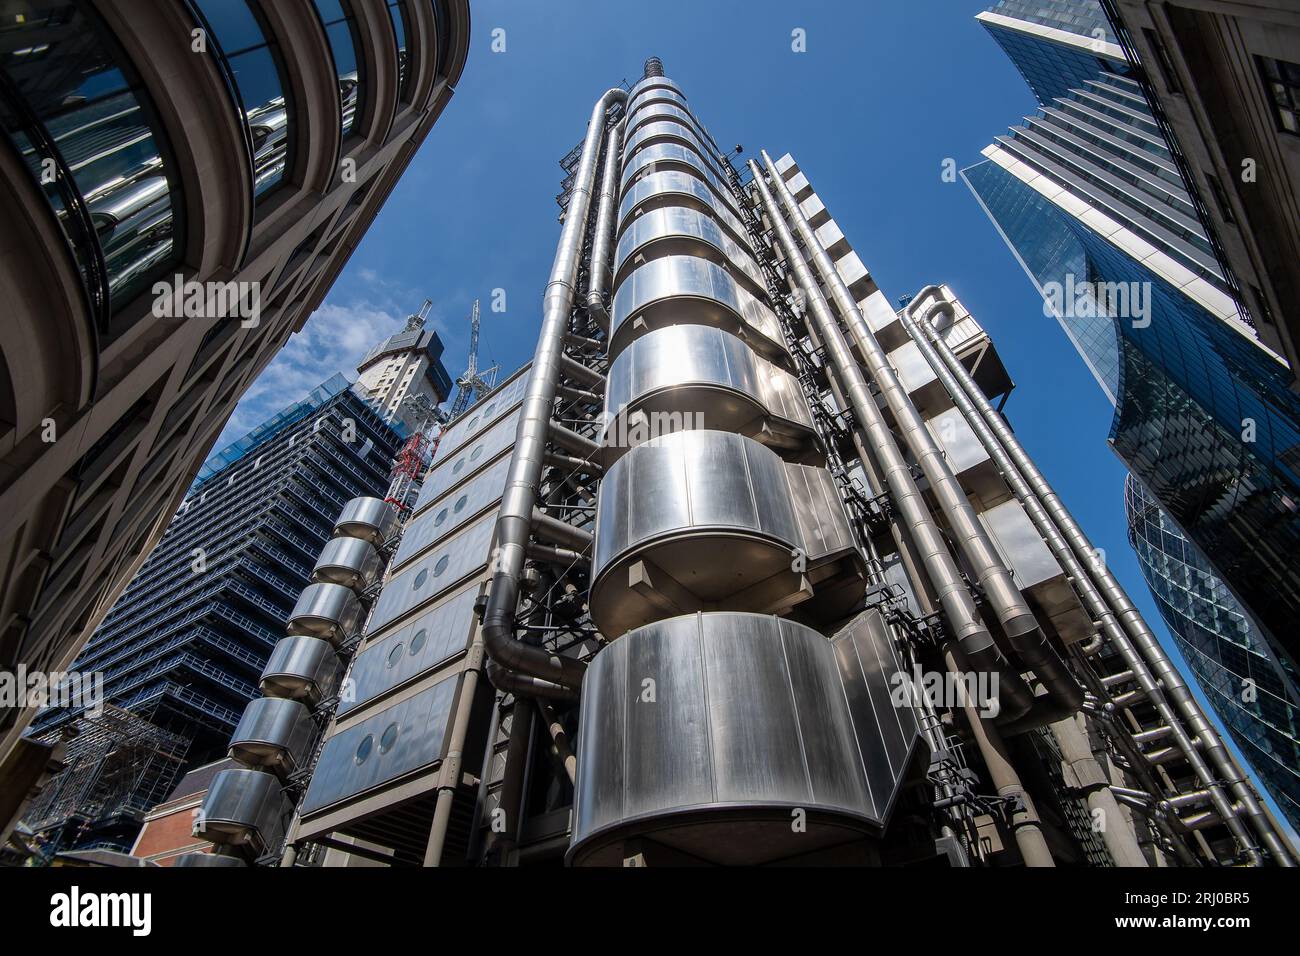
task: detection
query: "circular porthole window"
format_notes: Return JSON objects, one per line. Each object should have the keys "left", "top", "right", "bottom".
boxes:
{"left": 355, "top": 735, "right": 374, "bottom": 765}
{"left": 433, "top": 554, "right": 450, "bottom": 577}
{"left": 379, "top": 723, "right": 399, "bottom": 754}
{"left": 434, "top": 508, "right": 449, "bottom": 527}
{"left": 409, "top": 629, "right": 427, "bottom": 655}
{"left": 470, "top": 444, "right": 483, "bottom": 462}
{"left": 413, "top": 569, "right": 428, "bottom": 590}
{"left": 468, "top": 416, "right": 479, "bottom": 431}
{"left": 483, "top": 404, "right": 495, "bottom": 418}
{"left": 453, "top": 458, "right": 465, "bottom": 474}
{"left": 453, "top": 494, "right": 468, "bottom": 514}
{"left": 386, "top": 642, "right": 404, "bottom": 668}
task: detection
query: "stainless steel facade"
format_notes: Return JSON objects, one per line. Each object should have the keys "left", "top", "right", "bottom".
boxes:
{"left": 275, "top": 60, "right": 1292, "bottom": 867}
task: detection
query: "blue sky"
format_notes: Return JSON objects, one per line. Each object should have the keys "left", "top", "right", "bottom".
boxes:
{"left": 221, "top": 1, "right": 1291, "bottom": 825}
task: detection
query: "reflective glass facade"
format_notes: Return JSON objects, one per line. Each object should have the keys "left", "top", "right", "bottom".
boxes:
{"left": 969, "top": 0, "right": 1300, "bottom": 824}
{"left": 0, "top": 0, "right": 182, "bottom": 319}
{"left": 192, "top": 0, "right": 294, "bottom": 198}
{"left": 313, "top": 0, "right": 363, "bottom": 137}
{"left": 1125, "top": 476, "right": 1300, "bottom": 832}
{"left": 982, "top": 0, "right": 1127, "bottom": 105}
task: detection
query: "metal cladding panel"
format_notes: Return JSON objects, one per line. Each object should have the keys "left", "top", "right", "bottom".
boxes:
{"left": 300, "top": 678, "right": 459, "bottom": 816}
{"left": 978, "top": 499, "right": 1063, "bottom": 590}
{"left": 198, "top": 768, "right": 289, "bottom": 852}
{"left": 572, "top": 613, "right": 907, "bottom": 860}
{"left": 287, "top": 583, "right": 363, "bottom": 643}
{"left": 368, "top": 513, "right": 496, "bottom": 634}
{"left": 340, "top": 585, "right": 479, "bottom": 715}
{"left": 609, "top": 255, "right": 784, "bottom": 358}
{"left": 312, "top": 536, "right": 382, "bottom": 592}
{"left": 783, "top": 463, "right": 856, "bottom": 562}
{"left": 926, "top": 407, "right": 992, "bottom": 476}
{"left": 614, "top": 205, "right": 764, "bottom": 294}
{"left": 889, "top": 340, "right": 938, "bottom": 394}
{"left": 620, "top": 143, "right": 740, "bottom": 216}
{"left": 859, "top": 289, "right": 900, "bottom": 336}
{"left": 434, "top": 372, "right": 528, "bottom": 461}
{"left": 229, "top": 697, "right": 314, "bottom": 774}
{"left": 627, "top": 74, "right": 684, "bottom": 102}
{"left": 334, "top": 496, "right": 398, "bottom": 544}
{"left": 624, "top": 116, "right": 725, "bottom": 179}
{"left": 260, "top": 635, "right": 340, "bottom": 704}
{"left": 831, "top": 610, "right": 922, "bottom": 819}
{"left": 397, "top": 456, "right": 510, "bottom": 570}
{"left": 593, "top": 431, "right": 801, "bottom": 578}
{"left": 617, "top": 170, "right": 751, "bottom": 248}
{"left": 414, "top": 407, "right": 520, "bottom": 513}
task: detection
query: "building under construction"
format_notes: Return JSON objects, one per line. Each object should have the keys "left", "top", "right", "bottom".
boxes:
{"left": 185, "top": 59, "right": 1295, "bottom": 868}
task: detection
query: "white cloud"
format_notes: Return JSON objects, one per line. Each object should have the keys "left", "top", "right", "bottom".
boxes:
{"left": 215, "top": 300, "right": 400, "bottom": 446}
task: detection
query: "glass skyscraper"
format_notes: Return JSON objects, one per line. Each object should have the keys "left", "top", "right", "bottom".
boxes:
{"left": 25, "top": 376, "right": 405, "bottom": 852}
{"left": 1125, "top": 476, "right": 1300, "bottom": 830}
{"left": 964, "top": 0, "right": 1300, "bottom": 832}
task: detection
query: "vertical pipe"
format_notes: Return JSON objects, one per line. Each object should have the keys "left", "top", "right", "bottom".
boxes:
{"left": 423, "top": 638, "right": 484, "bottom": 866}
{"left": 946, "top": 646, "right": 1055, "bottom": 867}
{"left": 748, "top": 160, "right": 1034, "bottom": 720}
{"left": 759, "top": 151, "right": 1082, "bottom": 714}
{"left": 585, "top": 119, "right": 625, "bottom": 330}
{"left": 481, "top": 88, "right": 627, "bottom": 692}
{"left": 907, "top": 287, "right": 1291, "bottom": 866}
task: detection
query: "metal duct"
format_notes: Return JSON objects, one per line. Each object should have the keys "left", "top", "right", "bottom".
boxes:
{"left": 584, "top": 118, "right": 625, "bottom": 331}
{"left": 481, "top": 87, "right": 627, "bottom": 695}
{"left": 748, "top": 160, "right": 1032, "bottom": 721}
{"left": 904, "top": 286, "right": 1292, "bottom": 866}
{"left": 759, "top": 150, "right": 1082, "bottom": 717}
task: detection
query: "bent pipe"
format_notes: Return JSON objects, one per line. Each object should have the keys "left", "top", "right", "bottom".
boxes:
{"left": 908, "top": 285, "right": 1289, "bottom": 866}
{"left": 759, "top": 151, "right": 1080, "bottom": 717}
{"left": 486, "top": 658, "right": 578, "bottom": 702}
{"left": 585, "top": 117, "right": 625, "bottom": 331}
{"left": 482, "top": 88, "right": 628, "bottom": 694}
{"left": 749, "top": 160, "right": 1032, "bottom": 721}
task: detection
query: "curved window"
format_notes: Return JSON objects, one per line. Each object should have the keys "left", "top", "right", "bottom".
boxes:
{"left": 379, "top": 722, "right": 399, "bottom": 754}
{"left": 192, "top": 0, "right": 294, "bottom": 200}
{"left": 453, "top": 494, "right": 468, "bottom": 514}
{"left": 313, "top": 0, "right": 363, "bottom": 138}
{"left": 433, "top": 554, "right": 450, "bottom": 577}
{"left": 354, "top": 734, "right": 374, "bottom": 764}
{"left": 386, "top": 642, "right": 404, "bottom": 668}
{"left": 409, "top": 628, "right": 427, "bottom": 655}
{"left": 413, "top": 568, "right": 428, "bottom": 590}
{"left": 386, "top": 1, "right": 412, "bottom": 100}
{"left": 0, "top": 0, "right": 183, "bottom": 321}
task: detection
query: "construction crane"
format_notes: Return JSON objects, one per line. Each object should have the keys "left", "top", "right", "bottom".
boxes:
{"left": 449, "top": 299, "right": 498, "bottom": 419}
{"left": 384, "top": 299, "right": 498, "bottom": 515}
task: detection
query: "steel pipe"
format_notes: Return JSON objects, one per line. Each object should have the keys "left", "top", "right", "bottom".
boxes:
{"left": 481, "top": 87, "right": 627, "bottom": 694}
{"left": 906, "top": 284, "right": 1292, "bottom": 866}
{"left": 585, "top": 118, "right": 626, "bottom": 331}
{"left": 760, "top": 151, "right": 1082, "bottom": 717}
{"left": 748, "top": 160, "right": 1032, "bottom": 721}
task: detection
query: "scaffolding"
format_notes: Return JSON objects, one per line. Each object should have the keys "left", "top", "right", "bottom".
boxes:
{"left": 23, "top": 706, "right": 189, "bottom": 858}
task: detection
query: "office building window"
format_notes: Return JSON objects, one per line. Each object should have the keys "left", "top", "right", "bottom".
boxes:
{"left": 1258, "top": 55, "right": 1300, "bottom": 136}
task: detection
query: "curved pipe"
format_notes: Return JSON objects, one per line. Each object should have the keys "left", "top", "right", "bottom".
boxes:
{"left": 482, "top": 88, "right": 627, "bottom": 693}
{"left": 907, "top": 284, "right": 1291, "bottom": 866}
{"left": 585, "top": 118, "right": 626, "bottom": 331}
{"left": 748, "top": 160, "right": 1032, "bottom": 721}
{"left": 759, "top": 151, "right": 1082, "bottom": 716}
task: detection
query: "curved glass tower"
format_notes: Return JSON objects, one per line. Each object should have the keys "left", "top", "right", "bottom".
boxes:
{"left": 1124, "top": 476, "right": 1300, "bottom": 832}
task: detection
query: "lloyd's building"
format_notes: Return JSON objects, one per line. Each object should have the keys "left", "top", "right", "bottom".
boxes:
{"left": 183, "top": 59, "right": 1292, "bottom": 868}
